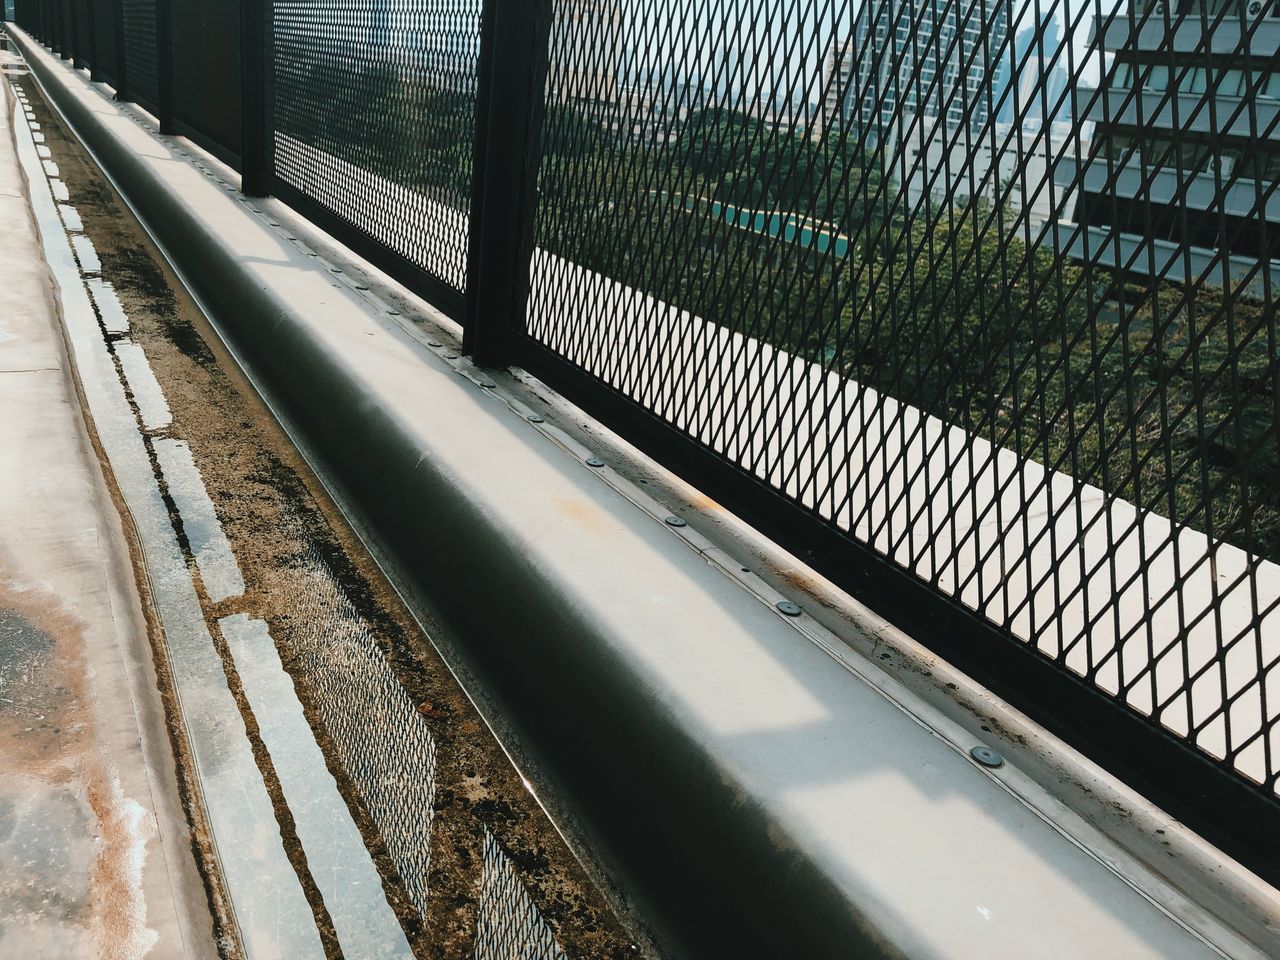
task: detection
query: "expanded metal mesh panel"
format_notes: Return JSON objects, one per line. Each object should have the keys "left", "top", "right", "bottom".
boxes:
{"left": 121, "top": 0, "right": 158, "bottom": 111}
{"left": 171, "top": 0, "right": 241, "bottom": 163}
{"left": 271, "top": 0, "right": 483, "bottom": 297}
{"left": 526, "top": 0, "right": 1280, "bottom": 800}
{"left": 93, "top": 0, "right": 119, "bottom": 86}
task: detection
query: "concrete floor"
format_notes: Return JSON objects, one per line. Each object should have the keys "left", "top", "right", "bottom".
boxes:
{"left": 0, "top": 54, "right": 216, "bottom": 960}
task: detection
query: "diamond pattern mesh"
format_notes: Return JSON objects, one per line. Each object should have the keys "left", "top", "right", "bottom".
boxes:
{"left": 475, "top": 830, "right": 569, "bottom": 960}
{"left": 526, "top": 0, "right": 1280, "bottom": 801}
{"left": 271, "top": 0, "right": 482, "bottom": 297}
{"left": 121, "top": 0, "right": 158, "bottom": 112}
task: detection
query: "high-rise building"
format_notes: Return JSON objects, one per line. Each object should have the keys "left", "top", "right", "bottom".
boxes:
{"left": 993, "top": 8, "right": 1071, "bottom": 130}
{"left": 1055, "top": 2, "right": 1280, "bottom": 289}
{"left": 814, "top": 0, "right": 1062, "bottom": 226}
{"left": 819, "top": 0, "right": 1009, "bottom": 141}
{"left": 550, "top": 0, "right": 623, "bottom": 105}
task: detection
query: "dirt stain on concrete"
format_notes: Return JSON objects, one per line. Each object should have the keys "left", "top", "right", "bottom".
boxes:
{"left": 0, "top": 571, "right": 158, "bottom": 960}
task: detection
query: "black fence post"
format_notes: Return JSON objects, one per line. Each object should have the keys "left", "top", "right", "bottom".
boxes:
{"left": 89, "top": 0, "right": 102, "bottom": 81}
{"left": 155, "top": 0, "right": 173, "bottom": 132}
{"left": 71, "top": 0, "right": 85, "bottom": 70}
{"left": 239, "top": 0, "right": 268, "bottom": 195}
{"left": 113, "top": 0, "right": 129, "bottom": 101}
{"left": 57, "top": 0, "right": 68, "bottom": 57}
{"left": 463, "top": 0, "right": 553, "bottom": 368}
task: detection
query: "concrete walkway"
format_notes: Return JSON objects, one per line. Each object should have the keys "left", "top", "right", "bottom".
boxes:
{"left": 0, "top": 51, "right": 214, "bottom": 959}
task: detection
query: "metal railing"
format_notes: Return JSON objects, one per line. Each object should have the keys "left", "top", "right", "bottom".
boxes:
{"left": 10, "top": 0, "right": 1279, "bottom": 884}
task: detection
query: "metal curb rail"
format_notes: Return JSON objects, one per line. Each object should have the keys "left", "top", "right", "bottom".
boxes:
{"left": 10, "top": 27, "right": 1279, "bottom": 960}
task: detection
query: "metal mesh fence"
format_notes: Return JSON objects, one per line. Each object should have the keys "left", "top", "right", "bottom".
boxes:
{"left": 524, "top": 0, "right": 1280, "bottom": 812}
{"left": 121, "top": 0, "right": 158, "bottom": 112}
{"left": 270, "top": 0, "right": 482, "bottom": 311}
{"left": 171, "top": 0, "right": 241, "bottom": 164}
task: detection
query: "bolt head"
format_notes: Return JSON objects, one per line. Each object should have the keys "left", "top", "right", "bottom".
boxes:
{"left": 970, "top": 745, "right": 1004, "bottom": 768}
{"left": 664, "top": 515, "right": 687, "bottom": 527}
{"left": 776, "top": 601, "right": 802, "bottom": 617}
{"left": 527, "top": 415, "right": 544, "bottom": 424}
{"left": 586, "top": 457, "right": 605, "bottom": 468}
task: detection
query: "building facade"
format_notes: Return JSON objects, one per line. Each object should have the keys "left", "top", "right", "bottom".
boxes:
{"left": 550, "top": 0, "right": 623, "bottom": 105}
{"left": 813, "top": 0, "right": 1086, "bottom": 230}
{"left": 819, "top": 0, "right": 1009, "bottom": 141}
{"left": 1055, "top": 1, "right": 1280, "bottom": 288}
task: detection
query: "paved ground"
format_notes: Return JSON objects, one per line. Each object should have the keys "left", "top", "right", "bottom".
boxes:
{"left": 0, "top": 51, "right": 216, "bottom": 960}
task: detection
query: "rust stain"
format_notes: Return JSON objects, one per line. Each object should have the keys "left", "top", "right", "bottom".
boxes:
{"left": 776, "top": 566, "right": 821, "bottom": 595}
{"left": 553, "top": 495, "right": 616, "bottom": 534}
{"left": 688, "top": 493, "right": 722, "bottom": 512}
{"left": 0, "top": 568, "right": 157, "bottom": 960}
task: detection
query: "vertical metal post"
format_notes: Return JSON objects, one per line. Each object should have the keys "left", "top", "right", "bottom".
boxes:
{"left": 113, "top": 0, "right": 129, "bottom": 101}
{"left": 57, "top": 0, "right": 68, "bottom": 57}
{"left": 71, "top": 0, "right": 85, "bottom": 69}
{"left": 89, "top": 0, "right": 102, "bottom": 81}
{"left": 240, "top": 0, "right": 268, "bottom": 195}
{"left": 155, "top": 0, "right": 174, "bottom": 132}
{"left": 463, "top": 0, "right": 553, "bottom": 368}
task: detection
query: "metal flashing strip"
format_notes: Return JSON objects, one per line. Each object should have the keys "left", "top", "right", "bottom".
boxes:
{"left": 12, "top": 28, "right": 1278, "bottom": 960}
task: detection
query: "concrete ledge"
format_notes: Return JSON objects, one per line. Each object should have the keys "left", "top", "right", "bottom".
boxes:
{"left": 14, "top": 29, "right": 1278, "bottom": 960}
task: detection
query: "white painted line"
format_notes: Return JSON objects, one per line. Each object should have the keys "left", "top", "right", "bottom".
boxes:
{"left": 70, "top": 232, "right": 100, "bottom": 273}
{"left": 58, "top": 202, "right": 83, "bottom": 232}
{"left": 41, "top": 158, "right": 57, "bottom": 177}
{"left": 220, "top": 615, "right": 415, "bottom": 960}
{"left": 115, "top": 339, "right": 172, "bottom": 432}
{"left": 50, "top": 179, "right": 67, "bottom": 201}
{"left": 153, "top": 438, "right": 245, "bottom": 602}
{"left": 87, "top": 277, "right": 129, "bottom": 334}
{"left": 35, "top": 142, "right": 49, "bottom": 158}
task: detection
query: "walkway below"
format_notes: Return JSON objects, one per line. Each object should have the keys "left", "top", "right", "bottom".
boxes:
{"left": 0, "top": 50, "right": 215, "bottom": 960}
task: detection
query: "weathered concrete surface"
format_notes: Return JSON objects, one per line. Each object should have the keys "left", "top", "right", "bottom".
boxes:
{"left": 0, "top": 54, "right": 215, "bottom": 959}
